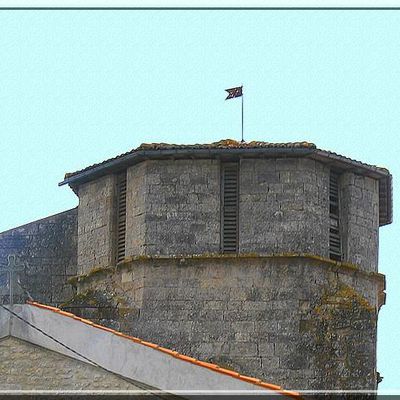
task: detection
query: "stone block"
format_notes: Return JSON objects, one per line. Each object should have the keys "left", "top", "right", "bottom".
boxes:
{"left": 276, "top": 158, "right": 299, "bottom": 171}
{"left": 229, "top": 342, "right": 258, "bottom": 357}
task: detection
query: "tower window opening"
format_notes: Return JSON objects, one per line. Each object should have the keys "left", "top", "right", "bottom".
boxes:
{"left": 221, "top": 162, "right": 239, "bottom": 254}
{"left": 329, "top": 170, "right": 342, "bottom": 261}
{"left": 115, "top": 171, "right": 127, "bottom": 263}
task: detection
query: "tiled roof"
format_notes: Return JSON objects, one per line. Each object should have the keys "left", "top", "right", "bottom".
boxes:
{"left": 63, "top": 140, "right": 316, "bottom": 180}
{"left": 136, "top": 139, "right": 316, "bottom": 151}
{"left": 27, "top": 300, "right": 300, "bottom": 398}
{"left": 62, "top": 139, "right": 389, "bottom": 182}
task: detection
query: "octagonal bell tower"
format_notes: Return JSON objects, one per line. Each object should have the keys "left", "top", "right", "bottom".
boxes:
{"left": 61, "top": 139, "right": 392, "bottom": 391}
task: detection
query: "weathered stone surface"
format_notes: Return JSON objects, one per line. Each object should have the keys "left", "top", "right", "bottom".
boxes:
{"left": 0, "top": 337, "right": 140, "bottom": 390}
{"left": 77, "top": 175, "right": 116, "bottom": 274}
{"left": 0, "top": 209, "right": 77, "bottom": 306}
{"left": 0, "top": 151, "right": 385, "bottom": 392}
{"left": 239, "top": 158, "right": 330, "bottom": 257}
{"left": 75, "top": 157, "right": 381, "bottom": 276}
{"left": 69, "top": 256, "right": 382, "bottom": 391}
{"left": 126, "top": 159, "right": 221, "bottom": 257}
{"left": 340, "top": 172, "right": 380, "bottom": 272}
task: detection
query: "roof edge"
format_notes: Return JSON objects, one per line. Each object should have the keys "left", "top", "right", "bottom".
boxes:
{"left": 58, "top": 143, "right": 392, "bottom": 226}
{"left": 59, "top": 147, "right": 315, "bottom": 187}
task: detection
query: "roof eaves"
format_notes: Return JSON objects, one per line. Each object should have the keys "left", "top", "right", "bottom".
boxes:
{"left": 59, "top": 146, "right": 315, "bottom": 187}
{"left": 58, "top": 142, "right": 393, "bottom": 227}
{"left": 313, "top": 149, "right": 390, "bottom": 177}
{"left": 312, "top": 150, "right": 392, "bottom": 226}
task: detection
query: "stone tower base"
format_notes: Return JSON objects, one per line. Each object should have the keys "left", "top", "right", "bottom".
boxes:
{"left": 63, "top": 254, "right": 385, "bottom": 391}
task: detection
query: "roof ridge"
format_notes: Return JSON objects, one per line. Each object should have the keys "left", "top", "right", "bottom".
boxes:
{"left": 26, "top": 300, "right": 300, "bottom": 398}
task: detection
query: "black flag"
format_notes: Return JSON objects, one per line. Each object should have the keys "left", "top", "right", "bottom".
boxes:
{"left": 225, "top": 86, "right": 243, "bottom": 100}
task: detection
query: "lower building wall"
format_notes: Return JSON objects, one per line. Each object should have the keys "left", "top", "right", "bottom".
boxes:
{"left": 0, "top": 208, "right": 78, "bottom": 305}
{"left": 66, "top": 255, "right": 384, "bottom": 391}
{"left": 0, "top": 337, "right": 140, "bottom": 390}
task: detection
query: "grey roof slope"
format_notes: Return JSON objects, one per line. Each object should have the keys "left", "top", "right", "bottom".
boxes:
{"left": 59, "top": 139, "right": 392, "bottom": 226}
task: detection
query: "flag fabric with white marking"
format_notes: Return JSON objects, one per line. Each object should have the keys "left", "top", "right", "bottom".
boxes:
{"left": 225, "top": 86, "right": 243, "bottom": 100}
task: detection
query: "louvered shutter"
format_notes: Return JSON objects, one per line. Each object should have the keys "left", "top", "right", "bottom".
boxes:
{"left": 116, "top": 171, "right": 127, "bottom": 263}
{"left": 329, "top": 171, "right": 342, "bottom": 261}
{"left": 221, "top": 163, "right": 239, "bottom": 253}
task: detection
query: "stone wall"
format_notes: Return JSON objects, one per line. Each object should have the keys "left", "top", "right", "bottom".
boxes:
{"left": 125, "top": 159, "right": 221, "bottom": 256}
{"left": 0, "top": 208, "right": 77, "bottom": 305}
{"left": 70, "top": 255, "right": 383, "bottom": 391}
{"left": 0, "top": 337, "right": 140, "bottom": 390}
{"left": 77, "top": 175, "right": 116, "bottom": 275}
{"left": 125, "top": 162, "right": 147, "bottom": 256}
{"left": 75, "top": 156, "right": 381, "bottom": 273}
{"left": 132, "top": 157, "right": 331, "bottom": 258}
{"left": 239, "top": 157, "right": 330, "bottom": 257}
{"left": 340, "top": 172, "right": 380, "bottom": 273}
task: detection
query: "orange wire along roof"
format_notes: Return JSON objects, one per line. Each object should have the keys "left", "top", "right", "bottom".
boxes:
{"left": 26, "top": 301, "right": 301, "bottom": 398}
{"left": 59, "top": 139, "right": 392, "bottom": 226}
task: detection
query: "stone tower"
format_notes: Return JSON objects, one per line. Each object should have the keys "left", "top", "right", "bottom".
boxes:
{"left": 6, "top": 139, "right": 393, "bottom": 391}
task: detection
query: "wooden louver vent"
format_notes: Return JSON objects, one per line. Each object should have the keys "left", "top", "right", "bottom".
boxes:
{"left": 116, "top": 171, "right": 127, "bottom": 263}
{"left": 329, "top": 171, "right": 342, "bottom": 261}
{"left": 221, "top": 163, "right": 239, "bottom": 253}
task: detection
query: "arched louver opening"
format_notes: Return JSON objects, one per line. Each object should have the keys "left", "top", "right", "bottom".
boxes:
{"left": 221, "top": 162, "right": 239, "bottom": 254}
{"left": 329, "top": 170, "right": 342, "bottom": 261}
{"left": 116, "top": 171, "right": 127, "bottom": 263}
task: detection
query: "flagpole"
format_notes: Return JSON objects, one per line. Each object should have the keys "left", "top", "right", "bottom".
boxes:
{"left": 225, "top": 85, "right": 244, "bottom": 142}
{"left": 241, "top": 86, "right": 244, "bottom": 143}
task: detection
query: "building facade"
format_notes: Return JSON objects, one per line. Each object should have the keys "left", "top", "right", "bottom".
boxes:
{"left": 0, "top": 139, "right": 393, "bottom": 391}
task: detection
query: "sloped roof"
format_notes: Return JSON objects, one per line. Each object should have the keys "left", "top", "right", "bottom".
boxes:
{"left": 62, "top": 140, "right": 316, "bottom": 181}
{"left": 58, "top": 139, "right": 392, "bottom": 226}
{"left": 0, "top": 302, "right": 300, "bottom": 398}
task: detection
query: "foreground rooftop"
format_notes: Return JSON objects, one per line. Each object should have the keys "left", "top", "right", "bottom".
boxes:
{"left": 0, "top": 302, "right": 300, "bottom": 397}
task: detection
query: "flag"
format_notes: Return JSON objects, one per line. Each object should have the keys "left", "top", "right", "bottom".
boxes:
{"left": 225, "top": 86, "right": 243, "bottom": 100}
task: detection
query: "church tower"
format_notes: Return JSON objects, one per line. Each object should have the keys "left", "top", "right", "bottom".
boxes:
{"left": 56, "top": 139, "right": 391, "bottom": 390}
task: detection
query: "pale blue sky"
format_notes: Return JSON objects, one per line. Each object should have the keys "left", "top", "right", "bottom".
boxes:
{"left": 0, "top": 10, "right": 398, "bottom": 390}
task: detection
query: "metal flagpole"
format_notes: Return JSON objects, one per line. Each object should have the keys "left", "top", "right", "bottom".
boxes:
{"left": 241, "top": 85, "right": 244, "bottom": 143}
{"left": 225, "top": 85, "right": 244, "bottom": 142}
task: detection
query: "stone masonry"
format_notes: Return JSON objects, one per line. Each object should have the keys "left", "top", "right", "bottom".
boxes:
{"left": 340, "top": 172, "right": 380, "bottom": 272}
{"left": 239, "top": 158, "right": 331, "bottom": 258}
{"left": 60, "top": 140, "right": 391, "bottom": 391}
{"left": 75, "top": 156, "right": 381, "bottom": 275}
{"left": 71, "top": 254, "right": 384, "bottom": 391}
{"left": 77, "top": 175, "right": 116, "bottom": 274}
{"left": 0, "top": 208, "right": 77, "bottom": 305}
{"left": 126, "top": 159, "right": 221, "bottom": 257}
{"left": 0, "top": 140, "right": 392, "bottom": 392}
{"left": 0, "top": 337, "right": 140, "bottom": 390}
